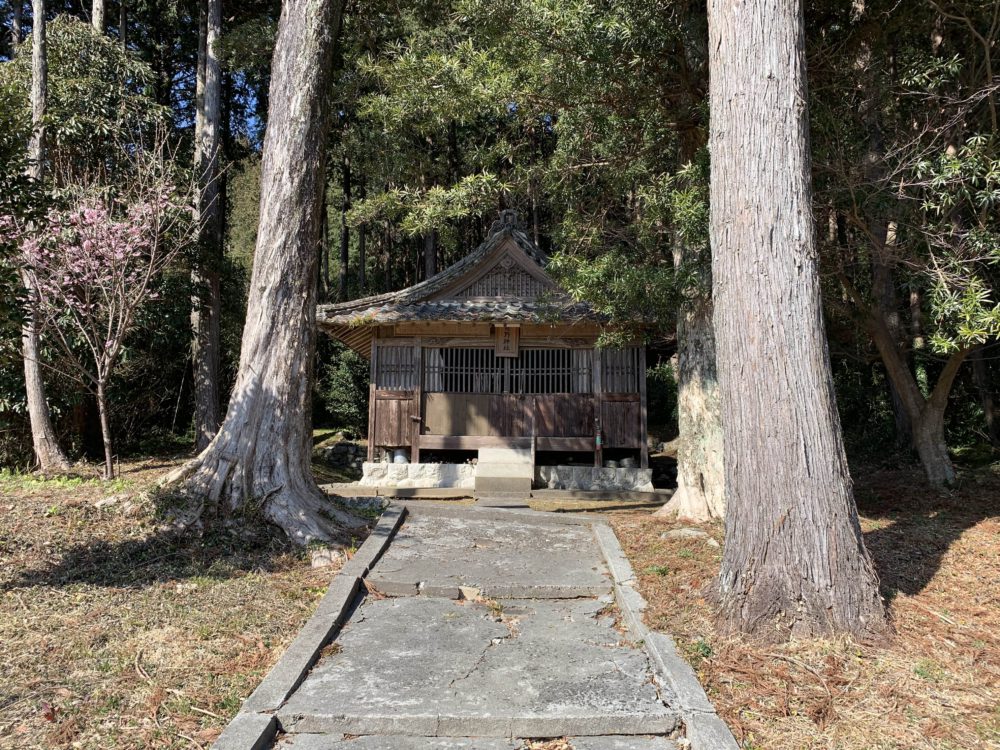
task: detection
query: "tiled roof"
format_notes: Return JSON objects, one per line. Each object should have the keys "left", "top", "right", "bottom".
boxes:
{"left": 317, "top": 213, "right": 604, "bottom": 355}
{"left": 319, "top": 298, "right": 603, "bottom": 326}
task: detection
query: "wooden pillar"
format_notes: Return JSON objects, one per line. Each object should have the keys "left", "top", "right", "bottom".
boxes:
{"left": 593, "top": 347, "right": 603, "bottom": 468}
{"left": 410, "top": 339, "right": 423, "bottom": 463}
{"left": 638, "top": 346, "right": 649, "bottom": 469}
{"left": 367, "top": 340, "right": 377, "bottom": 462}
{"left": 530, "top": 395, "right": 537, "bottom": 475}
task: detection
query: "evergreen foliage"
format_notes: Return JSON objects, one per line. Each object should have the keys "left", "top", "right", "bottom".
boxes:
{"left": 0, "top": 0, "right": 996, "bottom": 472}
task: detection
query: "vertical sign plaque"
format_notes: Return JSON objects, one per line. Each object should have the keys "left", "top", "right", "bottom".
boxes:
{"left": 494, "top": 324, "right": 520, "bottom": 358}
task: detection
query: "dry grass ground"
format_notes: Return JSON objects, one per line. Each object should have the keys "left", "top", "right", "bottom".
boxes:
{"left": 0, "top": 459, "right": 349, "bottom": 749}
{"left": 610, "top": 465, "right": 1000, "bottom": 750}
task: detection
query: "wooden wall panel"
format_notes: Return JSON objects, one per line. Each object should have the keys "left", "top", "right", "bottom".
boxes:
{"left": 372, "top": 391, "right": 413, "bottom": 447}
{"left": 601, "top": 396, "right": 641, "bottom": 448}
{"left": 424, "top": 393, "right": 492, "bottom": 436}
{"left": 489, "top": 394, "right": 530, "bottom": 436}
{"left": 534, "top": 394, "right": 593, "bottom": 437}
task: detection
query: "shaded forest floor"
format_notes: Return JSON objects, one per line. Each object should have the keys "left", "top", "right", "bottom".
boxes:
{"left": 0, "top": 458, "right": 339, "bottom": 749}
{"left": 1, "top": 456, "right": 997, "bottom": 749}
{"left": 611, "top": 464, "right": 1000, "bottom": 750}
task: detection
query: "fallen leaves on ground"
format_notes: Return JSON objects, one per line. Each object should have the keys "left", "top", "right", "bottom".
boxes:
{"left": 610, "top": 464, "right": 1000, "bottom": 750}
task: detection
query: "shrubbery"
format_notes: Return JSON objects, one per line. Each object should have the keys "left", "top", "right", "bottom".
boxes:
{"left": 315, "top": 339, "right": 370, "bottom": 436}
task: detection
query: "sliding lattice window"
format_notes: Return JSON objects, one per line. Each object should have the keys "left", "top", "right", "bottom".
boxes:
{"left": 373, "top": 344, "right": 417, "bottom": 390}
{"left": 601, "top": 347, "right": 640, "bottom": 392}
{"left": 424, "top": 348, "right": 593, "bottom": 394}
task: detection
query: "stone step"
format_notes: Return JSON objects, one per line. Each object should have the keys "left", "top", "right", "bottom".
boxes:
{"left": 475, "top": 462, "right": 533, "bottom": 478}
{"left": 474, "top": 447, "right": 533, "bottom": 493}
{"left": 477, "top": 446, "right": 533, "bottom": 466}
{"left": 474, "top": 474, "right": 532, "bottom": 494}
{"left": 474, "top": 492, "right": 530, "bottom": 508}
{"left": 276, "top": 734, "right": 679, "bottom": 748}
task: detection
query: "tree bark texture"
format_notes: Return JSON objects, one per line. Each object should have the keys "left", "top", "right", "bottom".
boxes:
{"left": 708, "top": 0, "right": 887, "bottom": 640}
{"left": 91, "top": 0, "right": 104, "bottom": 31}
{"left": 190, "top": 0, "right": 222, "bottom": 451}
{"left": 23, "top": 0, "right": 71, "bottom": 474}
{"left": 166, "top": 0, "right": 361, "bottom": 544}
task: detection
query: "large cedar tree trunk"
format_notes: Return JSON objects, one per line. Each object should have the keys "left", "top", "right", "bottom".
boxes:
{"left": 709, "top": 0, "right": 887, "bottom": 639}
{"left": 23, "top": 0, "right": 71, "bottom": 474}
{"left": 658, "top": 293, "right": 724, "bottom": 521}
{"left": 190, "top": 0, "right": 223, "bottom": 450}
{"left": 166, "top": 0, "right": 361, "bottom": 544}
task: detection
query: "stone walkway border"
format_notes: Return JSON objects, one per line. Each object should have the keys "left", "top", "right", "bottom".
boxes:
{"left": 592, "top": 524, "right": 739, "bottom": 750}
{"left": 213, "top": 505, "right": 407, "bottom": 750}
{"left": 212, "top": 502, "right": 739, "bottom": 750}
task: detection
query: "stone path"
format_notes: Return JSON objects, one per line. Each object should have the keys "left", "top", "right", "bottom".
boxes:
{"left": 213, "top": 504, "right": 737, "bottom": 750}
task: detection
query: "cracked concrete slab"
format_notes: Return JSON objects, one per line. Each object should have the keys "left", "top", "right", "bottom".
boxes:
{"left": 276, "top": 596, "right": 678, "bottom": 737}
{"left": 366, "top": 514, "right": 612, "bottom": 599}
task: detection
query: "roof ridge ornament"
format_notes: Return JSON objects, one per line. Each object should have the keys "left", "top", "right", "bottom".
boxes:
{"left": 488, "top": 209, "right": 524, "bottom": 236}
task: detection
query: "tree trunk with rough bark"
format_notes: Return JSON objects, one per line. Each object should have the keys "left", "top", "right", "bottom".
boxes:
{"left": 356, "top": 179, "right": 366, "bottom": 292}
{"left": 657, "top": 294, "right": 724, "bottom": 521}
{"left": 424, "top": 230, "right": 437, "bottom": 279}
{"left": 859, "top": 45, "right": 912, "bottom": 453}
{"left": 872, "top": 259, "right": 912, "bottom": 450}
{"left": 357, "top": 222, "right": 366, "bottom": 292}
{"left": 709, "top": 0, "right": 887, "bottom": 640}
{"left": 23, "top": 0, "right": 71, "bottom": 474}
{"left": 165, "top": 0, "right": 362, "bottom": 545}
{"left": 91, "top": 0, "right": 104, "bottom": 32}
{"left": 12, "top": 2, "right": 23, "bottom": 46}
{"left": 190, "top": 0, "right": 222, "bottom": 451}
{"left": 864, "top": 308, "right": 965, "bottom": 486}
{"left": 971, "top": 346, "right": 999, "bottom": 446}
{"left": 96, "top": 380, "right": 114, "bottom": 479}
{"left": 119, "top": 1, "right": 126, "bottom": 46}
{"left": 338, "top": 154, "right": 350, "bottom": 300}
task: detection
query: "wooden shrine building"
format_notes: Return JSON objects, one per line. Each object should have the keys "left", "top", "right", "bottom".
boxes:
{"left": 318, "top": 211, "right": 650, "bottom": 492}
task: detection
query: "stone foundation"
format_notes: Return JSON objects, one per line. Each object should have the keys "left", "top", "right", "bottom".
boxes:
{"left": 360, "top": 462, "right": 653, "bottom": 492}
{"left": 314, "top": 440, "right": 365, "bottom": 474}
{"left": 536, "top": 465, "right": 654, "bottom": 492}
{"left": 360, "top": 462, "right": 476, "bottom": 489}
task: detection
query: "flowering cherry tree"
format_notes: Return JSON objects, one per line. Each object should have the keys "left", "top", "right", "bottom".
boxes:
{"left": 10, "top": 171, "right": 195, "bottom": 479}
